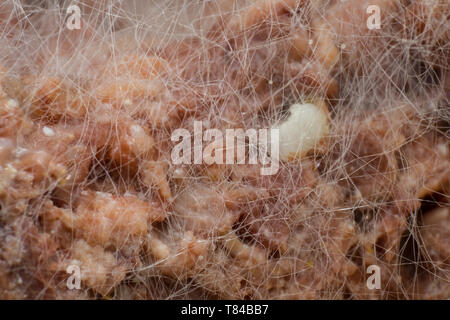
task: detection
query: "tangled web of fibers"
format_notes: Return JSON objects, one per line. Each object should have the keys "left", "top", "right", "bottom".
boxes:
{"left": 0, "top": 0, "right": 448, "bottom": 299}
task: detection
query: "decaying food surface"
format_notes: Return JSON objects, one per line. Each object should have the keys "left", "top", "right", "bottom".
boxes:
{"left": 0, "top": 0, "right": 449, "bottom": 299}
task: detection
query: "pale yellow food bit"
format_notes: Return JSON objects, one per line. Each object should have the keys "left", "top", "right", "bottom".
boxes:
{"left": 275, "top": 102, "right": 330, "bottom": 161}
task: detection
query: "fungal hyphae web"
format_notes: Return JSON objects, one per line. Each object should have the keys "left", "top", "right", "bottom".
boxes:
{"left": 0, "top": 0, "right": 448, "bottom": 299}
